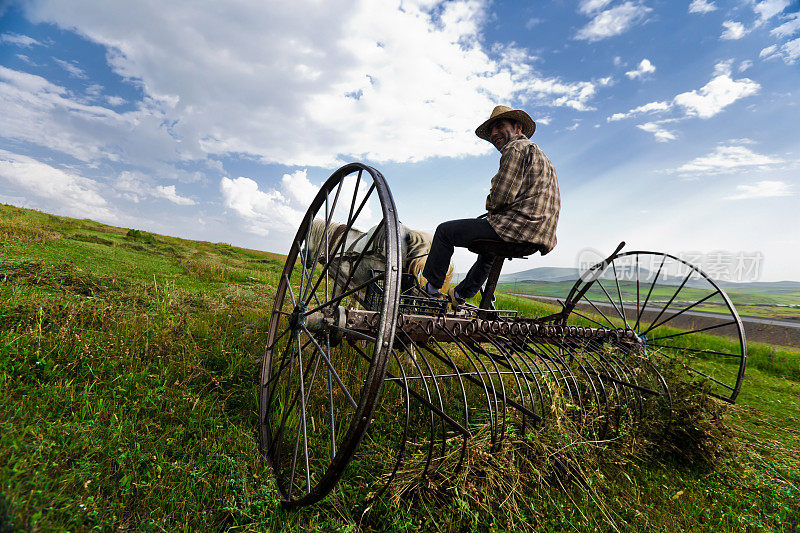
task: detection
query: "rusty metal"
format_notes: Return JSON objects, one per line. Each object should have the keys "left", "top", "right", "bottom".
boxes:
{"left": 258, "top": 163, "right": 748, "bottom": 509}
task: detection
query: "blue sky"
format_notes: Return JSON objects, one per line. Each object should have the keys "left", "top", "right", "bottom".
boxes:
{"left": 1, "top": 0, "right": 798, "bottom": 280}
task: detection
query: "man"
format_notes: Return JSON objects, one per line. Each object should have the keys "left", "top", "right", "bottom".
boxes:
{"left": 421, "top": 105, "right": 560, "bottom": 308}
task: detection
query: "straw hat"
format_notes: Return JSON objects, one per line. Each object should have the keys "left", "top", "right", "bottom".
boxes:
{"left": 475, "top": 105, "right": 536, "bottom": 141}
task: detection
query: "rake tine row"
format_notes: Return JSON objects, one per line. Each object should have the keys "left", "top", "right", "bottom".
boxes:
{"left": 368, "top": 318, "right": 674, "bottom": 486}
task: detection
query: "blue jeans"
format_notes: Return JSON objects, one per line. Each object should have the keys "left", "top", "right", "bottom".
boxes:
{"left": 421, "top": 218, "right": 502, "bottom": 299}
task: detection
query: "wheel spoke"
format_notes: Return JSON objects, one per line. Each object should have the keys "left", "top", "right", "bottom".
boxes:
{"left": 582, "top": 296, "right": 618, "bottom": 329}
{"left": 280, "top": 269, "right": 300, "bottom": 309}
{"left": 266, "top": 337, "right": 315, "bottom": 459}
{"left": 648, "top": 346, "right": 735, "bottom": 391}
{"left": 287, "top": 335, "right": 312, "bottom": 499}
{"left": 596, "top": 278, "right": 631, "bottom": 330}
{"left": 565, "top": 308, "right": 608, "bottom": 329}
{"left": 640, "top": 269, "right": 694, "bottom": 336}
{"left": 301, "top": 325, "right": 359, "bottom": 409}
{"left": 303, "top": 182, "right": 376, "bottom": 305}
{"left": 259, "top": 164, "right": 401, "bottom": 505}
{"left": 647, "top": 343, "right": 742, "bottom": 359}
{"left": 645, "top": 320, "right": 738, "bottom": 342}
{"left": 304, "top": 271, "right": 384, "bottom": 316}
{"left": 302, "top": 180, "right": 345, "bottom": 302}
{"left": 642, "top": 289, "right": 721, "bottom": 335}
{"left": 634, "top": 254, "right": 666, "bottom": 332}
{"left": 333, "top": 218, "right": 386, "bottom": 303}
{"left": 326, "top": 334, "right": 337, "bottom": 460}
{"left": 635, "top": 254, "right": 641, "bottom": 330}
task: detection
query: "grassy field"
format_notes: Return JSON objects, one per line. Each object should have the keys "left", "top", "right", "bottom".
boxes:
{"left": 2, "top": 204, "right": 800, "bottom": 532}
{"left": 498, "top": 280, "right": 800, "bottom": 321}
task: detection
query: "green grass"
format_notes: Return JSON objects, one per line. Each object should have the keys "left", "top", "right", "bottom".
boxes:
{"left": 2, "top": 204, "right": 799, "bottom": 532}
{"left": 500, "top": 279, "right": 800, "bottom": 321}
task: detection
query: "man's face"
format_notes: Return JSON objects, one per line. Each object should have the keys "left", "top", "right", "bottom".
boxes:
{"left": 488, "top": 119, "right": 522, "bottom": 151}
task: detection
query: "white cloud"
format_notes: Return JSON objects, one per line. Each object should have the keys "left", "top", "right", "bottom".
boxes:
{"left": 625, "top": 58, "right": 655, "bottom": 79}
{"left": 607, "top": 100, "right": 669, "bottom": 121}
{"left": 720, "top": 21, "right": 748, "bottom": 40}
{"left": 53, "top": 58, "right": 88, "bottom": 78}
{"left": 636, "top": 122, "right": 676, "bottom": 142}
{"left": 760, "top": 44, "right": 778, "bottom": 57}
{"left": 575, "top": 1, "right": 652, "bottom": 42}
{"left": 738, "top": 59, "right": 753, "bottom": 72}
{"left": 782, "top": 37, "right": 800, "bottom": 63}
{"left": 609, "top": 61, "right": 760, "bottom": 140}
{"left": 1, "top": 33, "right": 42, "bottom": 47}
{"left": 525, "top": 17, "right": 542, "bottom": 29}
{"left": 673, "top": 62, "right": 760, "bottom": 118}
{"left": 771, "top": 13, "right": 800, "bottom": 38}
{"left": 688, "top": 0, "right": 717, "bottom": 14}
{"left": 220, "top": 175, "right": 312, "bottom": 236}
{"left": 578, "top": 0, "right": 613, "bottom": 15}
{"left": 752, "top": 0, "right": 789, "bottom": 23}
{"left": 219, "top": 167, "right": 381, "bottom": 236}
{"left": 22, "top": 0, "right": 607, "bottom": 168}
{"left": 114, "top": 170, "right": 198, "bottom": 206}
{"left": 280, "top": 169, "right": 318, "bottom": 206}
{"left": 726, "top": 180, "right": 792, "bottom": 200}
{"left": 153, "top": 185, "right": 195, "bottom": 206}
{"left": 0, "top": 149, "right": 116, "bottom": 220}
{"left": 105, "top": 95, "right": 125, "bottom": 106}
{"left": 674, "top": 144, "right": 785, "bottom": 175}
{"left": 0, "top": 65, "right": 206, "bottom": 179}
{"left": 764, "top": 37, "right": 800, "bottom": 64}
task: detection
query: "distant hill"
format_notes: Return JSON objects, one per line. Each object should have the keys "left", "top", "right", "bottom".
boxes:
{"left": 498, "top": 267, "right": 581, "bottom": 283}
{"left": 453, "top": 264, "right": 800, "bottom": 292}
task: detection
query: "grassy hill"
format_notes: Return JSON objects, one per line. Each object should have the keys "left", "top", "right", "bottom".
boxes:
{"left": 2, "top": 204, "right": 799, "bottom": 532}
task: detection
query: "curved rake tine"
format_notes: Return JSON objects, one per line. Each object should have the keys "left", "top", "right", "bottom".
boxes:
{"left": 568, "top": 340, "right": 611, "bottom": 438}
{"left": 349, "top": 338, "right": 439, "bottom": 483}
{"left": 423, "top": 333, "right": 471, "bottom": 476}
{"left": 501, "top": 336, "right": 548, "bottom": 431}
{"left": 364, "top": 346, "right": 412, "bottom": 505}
{"left": 414, "top": 342, "right": 455, "bottom": 477}
{"left": 440, "top": 333, "right": 502, "bottom": 445}
{"left": 528, "top": 338, "right": 583, "bottom": 409}
{"left": 468, "top": 333, "right": 511, "bottom": 446}
{"left": 502, "top": 334, "right": 551, "bottom": 432}
{"left": 588, "top": 342, "right": 627, "bottom": 419}
{"left": 475, "top": 331, "right": 532, "bottom": 434}
{"left": 412, "top": 338, "right": 450, "bottom": 472}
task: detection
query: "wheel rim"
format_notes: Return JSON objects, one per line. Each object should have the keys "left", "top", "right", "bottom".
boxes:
{"left": 562, "top": 251, "right": 746, "bottom": 403}
{"left": 259, "top": 163, "right": 401, "bottom": 507}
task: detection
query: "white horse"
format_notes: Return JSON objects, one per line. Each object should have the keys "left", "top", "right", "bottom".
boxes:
{"left": 303, "top": 218, "right": 454, "bottom": 301}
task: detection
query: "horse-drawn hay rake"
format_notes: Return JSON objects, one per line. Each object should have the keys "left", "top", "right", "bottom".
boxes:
{"left": 259, "top": 163, "right": 747, "bottom": 508}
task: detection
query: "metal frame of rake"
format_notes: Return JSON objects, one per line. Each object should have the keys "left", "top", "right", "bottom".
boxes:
{"left": 258, "top": 163, "right": 748, "bottom": 508}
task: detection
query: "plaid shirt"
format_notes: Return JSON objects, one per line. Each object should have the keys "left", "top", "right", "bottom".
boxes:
{"left": 485, "top": 134, "right": 560, "bottom": 254}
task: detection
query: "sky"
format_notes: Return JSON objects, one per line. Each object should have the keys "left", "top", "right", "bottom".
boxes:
{"left": 0, "top": 0, "right": 798, "bottom": 281}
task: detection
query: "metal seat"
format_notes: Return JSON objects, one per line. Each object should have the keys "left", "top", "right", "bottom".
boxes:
{"left": 467, "top": 238, "right": 545, "bottom": 259}
{"left": 467, "top": 238, "right": 545, "bottom": 312}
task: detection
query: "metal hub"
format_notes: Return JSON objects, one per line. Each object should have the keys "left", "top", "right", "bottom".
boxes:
{"left": 288, "top": 302, "right": 307, "bottom": 331}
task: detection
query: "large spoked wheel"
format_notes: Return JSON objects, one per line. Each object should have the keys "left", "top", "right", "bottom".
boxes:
{"left": 560, "top": 251, "right": 746, "bottom": 403}
{"left": 259, "top": 163, "right": 402, "bottom": 508}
